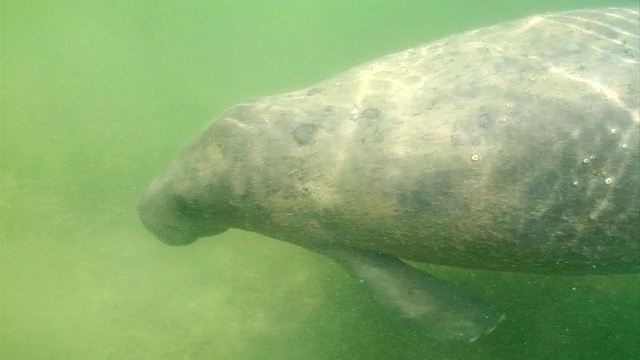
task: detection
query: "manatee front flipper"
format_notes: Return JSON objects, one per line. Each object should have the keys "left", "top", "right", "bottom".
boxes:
{"left": 313, "top": 245, "right": 505, "bottom": 342}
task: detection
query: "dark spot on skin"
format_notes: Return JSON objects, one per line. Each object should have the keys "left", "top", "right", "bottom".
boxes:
{"left": 362, "top": 108, "right": 380, "bottom": 119}
{"left": 307, "top": 88, "right": 323, "bottom": 96}
{"left": 356, "top": 108, "right": 386, "bottom": 143}
{"left": 396, "top": 171, "right": 468, "bottom": 215}
{"left": 476, "top": 111, "right": 493, "bottom": 129}
{"left": 292, "top": 123, "right": 317, "bottom": 146}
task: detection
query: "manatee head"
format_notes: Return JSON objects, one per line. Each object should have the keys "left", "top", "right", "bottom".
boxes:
{"left": 138, "top": 174, "right": 230, "bottom": 246}
{"left": 139, "top": 101, "right": 312, "bottom": 246}
{"left": 138, "top": 118, "right": 244, "bottom": 246}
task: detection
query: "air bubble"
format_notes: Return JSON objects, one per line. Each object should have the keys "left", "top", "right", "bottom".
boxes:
{"left": 506, "top": 102, "right": 514, "bottom": 108}
{"left": 498, "top": 116, "right": 507, "bottom": 123}
{"left": 582, "top": 158, "right": 591, "bottom": 164}
{"left": 611, "top": 128, "right": 617, "bottom": 134}
{"left": 622, "top": 144, "right": 628, "bottom": 149}
{"left": 529, "top": 75, "right": 537, "bottom": 81}
{"left": 572, "top": 181, "right": 579, "bottom": 186}
{"left": 333, "top": 81, "right": 341, "bottom": 86}
{"left": 604, "top": 177, "right": 613, "bottom": 185}
{"left": 470, "top": 154, "right": 480, "bottom": 162}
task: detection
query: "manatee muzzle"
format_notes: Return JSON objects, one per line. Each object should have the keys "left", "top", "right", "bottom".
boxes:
{"left": 138, "top": 184, "right": 227, "bottom": 246}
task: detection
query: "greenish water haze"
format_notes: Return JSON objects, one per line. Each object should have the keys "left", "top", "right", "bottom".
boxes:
{"left": 1, "top": 0, "right": 638, "bottom": 359}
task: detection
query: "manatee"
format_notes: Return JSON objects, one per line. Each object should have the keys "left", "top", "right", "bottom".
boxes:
{"left": 138, "top": 7, "right": 640, "bottom": 342}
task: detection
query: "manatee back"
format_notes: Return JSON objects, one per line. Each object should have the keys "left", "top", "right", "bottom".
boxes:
{"left": 215, "top": 8, "right": 640, "bottom": 274}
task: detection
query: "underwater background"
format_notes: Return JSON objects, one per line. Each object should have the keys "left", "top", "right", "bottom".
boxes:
{"left": 1, "top": 0, "right": 639, "bottom": 359}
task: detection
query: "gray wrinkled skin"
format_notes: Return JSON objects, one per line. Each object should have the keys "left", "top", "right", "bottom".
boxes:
{"left": 139, "top": 8, "right": 639, "bottom": 341}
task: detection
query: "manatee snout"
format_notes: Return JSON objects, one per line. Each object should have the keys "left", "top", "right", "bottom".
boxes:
{"left": 138, "top": 187, "right": 198, "bottom": 246}
{"left": 138, "top": 177, "right": 228, "bottom": 246}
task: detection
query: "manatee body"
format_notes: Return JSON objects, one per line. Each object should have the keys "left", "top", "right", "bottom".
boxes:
{"left": 139, "top": 8, "right": 640, "bottom": 342}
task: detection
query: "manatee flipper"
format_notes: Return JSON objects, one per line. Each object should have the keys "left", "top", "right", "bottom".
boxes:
{"left": 313, "top": 246, "right": 505, "bottom": 342}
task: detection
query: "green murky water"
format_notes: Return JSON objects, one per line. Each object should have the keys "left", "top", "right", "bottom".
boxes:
{"left": 2, "top": 1, "right": 638, "bottom": 359}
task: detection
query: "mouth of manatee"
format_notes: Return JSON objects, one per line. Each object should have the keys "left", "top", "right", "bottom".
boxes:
{"left": 138, "top": 7, "right": 640, "bottom": 343}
